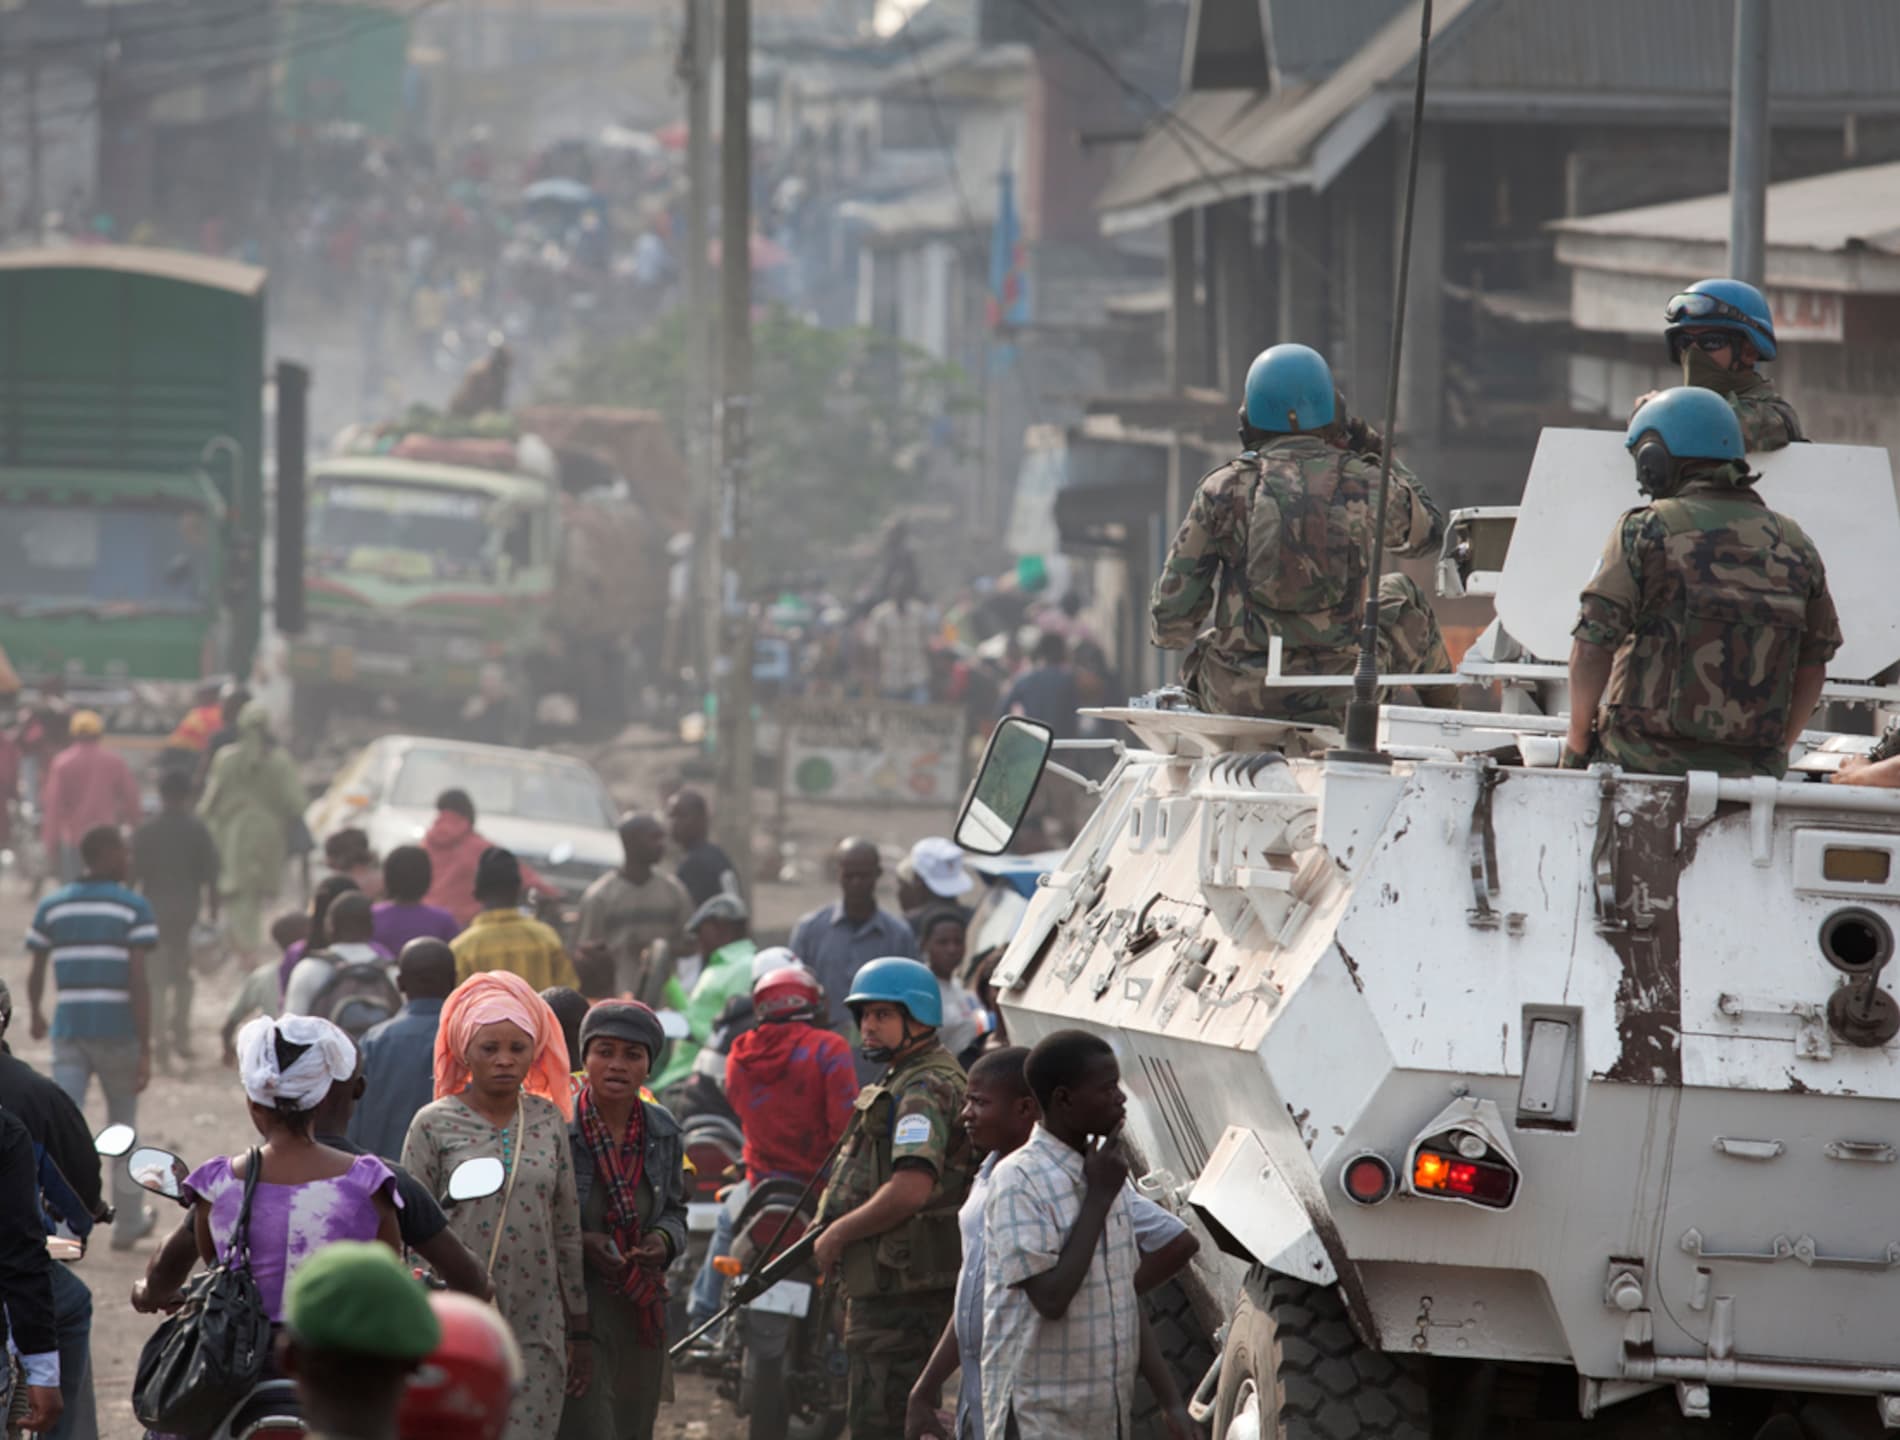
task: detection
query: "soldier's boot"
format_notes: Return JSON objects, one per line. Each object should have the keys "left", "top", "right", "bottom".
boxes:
{"left": 1377, "top": 573, "right": 1461, "bottom": 710}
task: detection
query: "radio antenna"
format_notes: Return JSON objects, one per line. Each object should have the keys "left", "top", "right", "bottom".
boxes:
{"left": 1339, "top": 0, "right": 1437, "bottom": 761}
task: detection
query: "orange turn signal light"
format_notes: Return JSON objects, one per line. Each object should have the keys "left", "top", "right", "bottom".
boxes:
{"left": 713, "top": 1256, "right": 743, "bottom": 1277}
{"left": 1411, "top": 1146, "right": 1518, "bottom": 1208}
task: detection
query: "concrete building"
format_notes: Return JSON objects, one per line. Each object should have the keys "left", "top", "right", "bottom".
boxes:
{"left": 1096, "top": 0, "right": 1900, "bottom": 502}
{"left": 1552, "top": 160, "right": 1900, "bottom": 453}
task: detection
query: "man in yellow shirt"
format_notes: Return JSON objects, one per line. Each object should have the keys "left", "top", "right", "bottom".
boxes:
{"left": 450, "top": 848, "right": 578, "bottom": 991}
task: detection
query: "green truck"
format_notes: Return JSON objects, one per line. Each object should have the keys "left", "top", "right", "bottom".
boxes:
{"left": 290, "top": 418, "right": 669, "bottom": 747}
{"left": 0, "top": 246, "right": 306, "bottom": 728}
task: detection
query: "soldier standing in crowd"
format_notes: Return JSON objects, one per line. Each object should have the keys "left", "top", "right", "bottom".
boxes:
{"left": 812, "top": 958, "right": 974, "bottom": 1439}
{"left": 1149, "top": 344, "right": 1452, "bottom": 723}
{"left": 1566, "top": 387, "right": 1839, "bottom": 777}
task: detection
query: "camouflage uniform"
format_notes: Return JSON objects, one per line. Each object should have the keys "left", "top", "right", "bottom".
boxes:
{"left": 1149, "top": 432, "right": 1448, "bottom": 724}
{"left": 1572, "top": 473, "right": 1841, "bottom": 778}
{"left": 816, "top": 1043, "right": 973, "bottom": 1438}
{"left": 1680, "top": 355, "right": 1804, "bottom": 451}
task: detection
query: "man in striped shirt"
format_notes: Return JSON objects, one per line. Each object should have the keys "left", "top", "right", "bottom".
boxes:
{"left": 26, "top": 824, "right": 156, "bottom": 1249}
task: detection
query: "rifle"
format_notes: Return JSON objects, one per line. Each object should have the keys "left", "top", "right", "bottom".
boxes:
{"left": 669, "top": 1056, "right": 895, "bottom": 1359}
{"left": 1868, "top": 721, "right": 1900, "bottom": 766}
{"left": 669, "top": 1218, "right": 830, "bottom": 1357}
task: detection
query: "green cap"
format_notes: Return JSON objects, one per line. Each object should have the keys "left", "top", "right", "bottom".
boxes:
{"left": 285, "top": 1242, "right": 442, "bottom": 1360}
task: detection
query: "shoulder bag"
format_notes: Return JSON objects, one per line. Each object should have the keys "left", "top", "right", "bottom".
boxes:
{"left": 132, "top": 1146, "right": 273, "bottom": 1432}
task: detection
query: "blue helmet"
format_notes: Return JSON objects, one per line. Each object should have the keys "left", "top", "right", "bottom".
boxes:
{"left": 1243, "top": 344, "right": 1335, "bottom": 434}
{"left": 1626, "top": 387, "right": 1744, "bottom": 493}
{"left": 1664, "top": 278, "right": 1777, "bottom": 361}
{"left": 844, "top": 956, "right": 942, "bottom": 1028}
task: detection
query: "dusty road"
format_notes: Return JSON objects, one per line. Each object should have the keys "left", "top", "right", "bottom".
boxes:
{"left": 12, "top": 725, "right": 960, "bottom": 1437}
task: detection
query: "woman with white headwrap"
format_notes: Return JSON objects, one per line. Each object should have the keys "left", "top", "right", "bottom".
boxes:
{"left": 181, "top": 1014, "right": 402, "bottom": 1322}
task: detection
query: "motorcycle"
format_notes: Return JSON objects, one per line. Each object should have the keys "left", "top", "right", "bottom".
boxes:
{"left": 125, "top": 1143, "right": 503, "bottom": 1439}
{"left": 699, "top": 1181, "right": 846, "bottom": 1440}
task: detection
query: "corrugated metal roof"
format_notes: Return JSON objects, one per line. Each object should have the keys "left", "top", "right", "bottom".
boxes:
{"left": 1428, "top": 0, "right": 1900, "bottom": 103}
{"left": 0, "top": 245, "right": 265, "bottom": 297}
{"left": 1098, "top": 0, "right": 1480, "bottom": 230}
{"left": 1093, "top": 89, "right": 1305, "bottom": 221}
{"left": 1101, "top": 0, "right": 1900, "bottom": 232}
{"left": 1265, "top": 0, "right": 1410, "bottom": 83}
{"left": 1551, "top": 160, "right": 1900, "bottom": 255}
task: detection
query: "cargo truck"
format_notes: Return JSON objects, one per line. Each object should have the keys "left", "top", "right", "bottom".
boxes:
{"left": 0, "top": 246, "right": 307, "bottom": 730}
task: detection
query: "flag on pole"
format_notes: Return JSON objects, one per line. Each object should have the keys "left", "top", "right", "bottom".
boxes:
{"left": 986, "top": 165, "right": 1030, "bottom": 347}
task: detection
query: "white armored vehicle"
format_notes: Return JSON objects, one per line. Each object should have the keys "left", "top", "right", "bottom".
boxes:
{"left": 958, "top": 433, "right": 1900, "bottom": 1440}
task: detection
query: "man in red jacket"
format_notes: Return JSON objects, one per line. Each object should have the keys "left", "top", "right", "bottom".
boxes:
{"left": 688, "top": 963, "right": 857, "bottom": 1329}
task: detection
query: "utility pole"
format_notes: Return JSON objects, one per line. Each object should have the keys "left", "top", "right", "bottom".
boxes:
{"left": 25, "top": 51, "right": 43, "bottom": 242}
{"left": 1727, "top": 0, "right": 1769, "bottom": 290}
{"left": 713, "top": 0, "right": 754, "bottom": 897}
{"left": 682, "top": 0, "right": 718, "bottom": 689}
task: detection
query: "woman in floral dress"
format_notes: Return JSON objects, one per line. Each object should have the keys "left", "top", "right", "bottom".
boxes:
{"left": 403, "top": 971, "right": 591, "bottom": 1440}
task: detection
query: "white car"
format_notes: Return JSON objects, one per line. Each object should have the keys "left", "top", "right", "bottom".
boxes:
{"left": 304, "top": 735, "right": 622, "bottom": 903}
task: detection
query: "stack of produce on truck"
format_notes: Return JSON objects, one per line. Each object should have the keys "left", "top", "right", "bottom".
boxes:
{"left": 0, "top": 247, "right": 305, "bottom": 737}
{"left": 291, "top": 404, "right": 679, "bottom": 746}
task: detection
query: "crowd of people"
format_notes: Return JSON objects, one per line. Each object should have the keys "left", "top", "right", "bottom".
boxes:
{"left": 0, "top": 695, "right": 1201, "bottom": 1440}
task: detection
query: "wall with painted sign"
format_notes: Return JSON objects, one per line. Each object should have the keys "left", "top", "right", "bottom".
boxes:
{"left": 779, "top": 701, "right": 967, "bottom": 807}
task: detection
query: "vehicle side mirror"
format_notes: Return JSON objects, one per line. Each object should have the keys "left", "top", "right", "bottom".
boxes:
{"left": 95, "top": 1124, "right": 136, "bottom": 1158}
{"left": 445, "top": 1155, "right": 506, "bottom": 1207}
{"left": 955, "top": 717, "right": 1054, "bottom": 856}
{"left": 129, "top": 1147, "right": 189, "bottom": 1203}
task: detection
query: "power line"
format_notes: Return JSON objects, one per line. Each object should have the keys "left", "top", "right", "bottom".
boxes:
{"left": 19, "top": 0, "right": 441, "bottom": 132}
{"left": 891, "top": 19, "right": 983, "bottom": 238}
{"left": 1009, "top": 0, "right": 1344, "bottom": 312}
{"left": 1009, "top": 0, "right": 1256, "bottom": 187}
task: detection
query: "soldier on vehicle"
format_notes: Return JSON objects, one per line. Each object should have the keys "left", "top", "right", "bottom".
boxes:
{"left": 1149, "top": 343, "right": 1453, "bottom": 723}
{"left": 1631, "top": 278, "right": 1803, "bottom": 451}
{"left": 811, "top": 957, "right": 975, "bottom": 1440}
{"left": 1565, "top": 387, "right": 1840, "bottom": 777}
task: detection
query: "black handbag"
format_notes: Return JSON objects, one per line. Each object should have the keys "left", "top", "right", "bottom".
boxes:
{"left": 132, "top": 1146, "right": 272, "bottom": 1433}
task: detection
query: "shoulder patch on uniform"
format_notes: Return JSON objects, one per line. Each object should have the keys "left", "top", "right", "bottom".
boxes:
{"left": 893, "top": 1114, "right": 934, "bottom": 1147}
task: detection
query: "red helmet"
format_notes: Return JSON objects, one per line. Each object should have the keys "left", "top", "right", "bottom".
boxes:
{"left": 753, "top": 964, "right": 823, "bottom": 1023}
{"left": 398, "top": 1292, "right": 523, "bottom": 1440}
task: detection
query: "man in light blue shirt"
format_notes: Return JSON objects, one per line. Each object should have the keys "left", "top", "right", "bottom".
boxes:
{"left": 789, "top": 837, "right": 916, "bottom": 1078}
{"left": 904, "top": 1047, "right": 1198, "bottom": 1440}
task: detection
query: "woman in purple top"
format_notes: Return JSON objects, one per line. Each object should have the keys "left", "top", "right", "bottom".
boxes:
{"left": 371, "top": 844, "right": 463, "bottom": 955}
{"left": 184, "top": 1014, "right": 402, "bottom": 1321}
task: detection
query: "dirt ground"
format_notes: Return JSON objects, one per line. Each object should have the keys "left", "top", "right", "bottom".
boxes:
{"left": 19, "top": 721, "right": 961, "bottom": 1438}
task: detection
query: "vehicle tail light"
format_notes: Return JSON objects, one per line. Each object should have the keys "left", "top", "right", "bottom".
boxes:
{"left": 685, "top": 1142, "right": 736, "bottom": 1199}
{"left": 713, "top": 1256, "right": 742, "bottom": 1278}
{"left": 1411, "top": 1146, "right": 1517, "bottom": 1208}
{"left": 750, "top": 1213, "right": 807, "bottom": 1263}
{"left": 1340, "top": 1154, "right": 1395, "bottom": 1205}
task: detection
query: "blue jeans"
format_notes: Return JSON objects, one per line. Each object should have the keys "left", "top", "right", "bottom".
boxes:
{"left": 50, "top": 1035, "right": 142, "bottom": 1244}
{"left": 688, "top": 1204, "right": 736, "bottom": 1323}
{"left": 47, "top": 1263, "right": 96, "bottom": 1440}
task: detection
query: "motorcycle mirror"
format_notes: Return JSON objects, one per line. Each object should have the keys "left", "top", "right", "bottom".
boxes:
{"left": 129, "top": 1147, "right": 189, "bottom": 1203}
{"left": 94, "top": 1123, "right": 136, "bottom": 1158}
{"left": 446, "top": 1155, "right": 506, "bottom": 1205}
{"left": 656, "top": 1008, "right": 691, "bottom": 1040}
{"left": 547, "top": 841, "right": 575, "bottom": 866}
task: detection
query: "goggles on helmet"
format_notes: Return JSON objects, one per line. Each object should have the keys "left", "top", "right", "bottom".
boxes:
{"left": 1664, "top": 291, "right": 1759, "bottom": 331}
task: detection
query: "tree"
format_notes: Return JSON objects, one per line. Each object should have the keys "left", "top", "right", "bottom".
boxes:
{"left": 549, "top": 306, "right": 973, "bottom": 585}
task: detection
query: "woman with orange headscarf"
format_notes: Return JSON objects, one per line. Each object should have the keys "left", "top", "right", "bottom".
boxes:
{"left": 401, "top": 971, "right": 593, "bottom": 1440}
